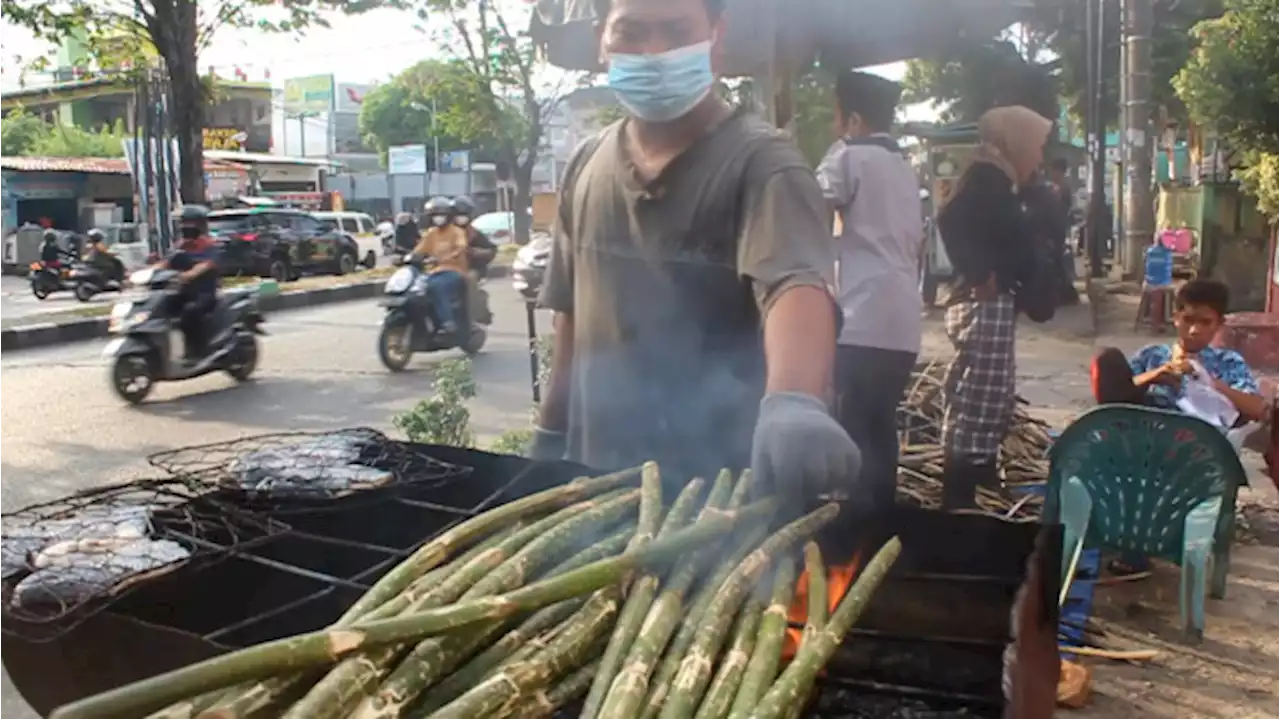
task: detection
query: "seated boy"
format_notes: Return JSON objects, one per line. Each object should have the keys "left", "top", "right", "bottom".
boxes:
{"left": 1091, "top": 278, "right": 1269, "bottom": 425}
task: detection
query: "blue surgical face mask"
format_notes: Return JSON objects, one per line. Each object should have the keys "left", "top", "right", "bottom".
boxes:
{"left": 607, "top": 40, "right": 714, "bottom": 123}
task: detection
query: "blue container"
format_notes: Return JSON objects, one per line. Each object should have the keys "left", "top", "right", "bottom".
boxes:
{"left": 1144, "top": 244, "right": 1174, "bottom": 287}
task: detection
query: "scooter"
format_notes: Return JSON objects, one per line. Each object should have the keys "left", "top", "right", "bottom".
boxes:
{"left": 28, "top": 260, "right": 72, "bottom": 300}
{"left": 71, "top": 261, "right": 125, "bottom": 302}
{"left": 377, "top": 255, "right": 491, "bottom": 371}
{"left": 103, "top": 268, "right": 266, "bottom": 404}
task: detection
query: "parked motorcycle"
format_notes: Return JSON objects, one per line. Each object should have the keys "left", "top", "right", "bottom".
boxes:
{"left": 377, "top": 255, "right": 491, "bottom": 371}
{"left": 28, "top": 261, "right": 71, "bottom": 300}
{"left": 103, "top": 268, "right": 266, "bottom": 404}
{"left": 70, "top": 262, "right": 125, "bottom": 302}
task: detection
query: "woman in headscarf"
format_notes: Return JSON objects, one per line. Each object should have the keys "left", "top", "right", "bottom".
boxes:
{"left": 936, "top": 106, "right": 1053, "bottom": 510}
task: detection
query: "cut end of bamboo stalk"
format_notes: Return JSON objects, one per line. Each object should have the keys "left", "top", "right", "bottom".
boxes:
{"left": 327, "top": 629, "right": 367, "bottom": 657}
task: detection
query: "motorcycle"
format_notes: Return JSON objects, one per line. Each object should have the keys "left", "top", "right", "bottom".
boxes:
{"left": 103, "top": 268, "right": 266, "bottom": 404}
{"left": 377, "top": 255, "right": 491, "bottom": 371}
{"left": 28, "top": 260, "right": 72, "bottom": 300}
{"left": 70, "top": 261, "right": 125, "bottom": 302}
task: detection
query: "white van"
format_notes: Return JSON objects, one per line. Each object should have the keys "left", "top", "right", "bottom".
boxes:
{"left": 314, "top": 211, "right": 381, "bottom": 269}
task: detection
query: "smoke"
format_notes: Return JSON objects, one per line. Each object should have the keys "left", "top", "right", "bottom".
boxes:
{"left": 561, "top": 247, "right": 767, "bottom": 488}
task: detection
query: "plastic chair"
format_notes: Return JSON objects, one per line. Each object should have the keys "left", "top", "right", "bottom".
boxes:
{"left": 1044, "top": 405, "right": 1246, "bottom": 639}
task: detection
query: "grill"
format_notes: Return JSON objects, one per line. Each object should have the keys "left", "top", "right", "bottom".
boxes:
{"left": 1, "top": 445, "right": 1060, "bottom": 719}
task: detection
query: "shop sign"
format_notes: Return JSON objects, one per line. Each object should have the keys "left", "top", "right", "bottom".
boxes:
{"left": 204, "top": 128, "right": 249, "bottom": 151}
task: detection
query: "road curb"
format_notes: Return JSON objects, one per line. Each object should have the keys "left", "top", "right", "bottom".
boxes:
{"left": 1, "top": 265, "right": 511, "bottom": 352}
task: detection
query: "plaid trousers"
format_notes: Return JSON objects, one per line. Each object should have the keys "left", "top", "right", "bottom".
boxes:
{"left": 943, "top": 295, "right": 1018, "bottom": 462}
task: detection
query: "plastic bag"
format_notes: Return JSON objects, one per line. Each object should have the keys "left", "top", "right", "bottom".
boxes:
{"left": 1176, "top": 360, "right": 1239, "bottom": 430}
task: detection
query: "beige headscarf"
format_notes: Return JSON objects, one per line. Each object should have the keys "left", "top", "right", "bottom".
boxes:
{"left": 971, "top": 105, "right": 1054, "bottom": 188}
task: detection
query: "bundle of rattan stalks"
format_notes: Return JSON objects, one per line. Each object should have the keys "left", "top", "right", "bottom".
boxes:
{"left": 895, "top": 361, "right": 1054, "bottom": 519}
{"left": 51, "top": 464, "right": 901, "bottom": 719}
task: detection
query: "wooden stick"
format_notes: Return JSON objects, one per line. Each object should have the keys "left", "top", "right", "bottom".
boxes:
{"left": 1059, "top": 645, "right": 1159, "bottom": 661}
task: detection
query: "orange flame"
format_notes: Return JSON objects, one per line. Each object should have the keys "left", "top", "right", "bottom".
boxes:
{"left": 781, "top": 551, "right": 862, "bottom": 661}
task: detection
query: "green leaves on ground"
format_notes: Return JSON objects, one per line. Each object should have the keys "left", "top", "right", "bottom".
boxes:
{"left": 395, "top": 358, "right": 478, "bottom": 447}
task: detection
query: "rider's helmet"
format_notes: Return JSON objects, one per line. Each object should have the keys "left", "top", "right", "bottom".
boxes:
{"left": 451, "top": 195, "right": 476, "bottom": 226}
{"left": 177, "top": 205, "right": 210, "bottom": 240}
{"left": 41, "top": 229, "right": 58, "bottom": 243}
{"left": 394, "top": 211, "right": 413, "bottom": 227}
{"left": 87, "top": 228, "right": 105, "bottom": 244}
{"left": 423, "top": 196, "right": 452, "bottom": 227}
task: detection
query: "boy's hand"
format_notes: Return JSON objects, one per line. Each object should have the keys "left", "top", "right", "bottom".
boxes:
{"left": 1156, "top": 355, "right": 1195, "bottom": 385}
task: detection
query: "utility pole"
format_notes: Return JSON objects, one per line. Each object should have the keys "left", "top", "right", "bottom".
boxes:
{"left": 1121, "top": 0, "right": 1155, "bottom": 278}
{"left": 1085, "top": 0, "right": 1108, "bottom": 278}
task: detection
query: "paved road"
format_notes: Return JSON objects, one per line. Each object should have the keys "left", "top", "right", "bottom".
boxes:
{"left": 1, "top": 275, "right": 140, "bottom": 320}
{"left": 0, "top": 283, "right": 545, "bottom": 718}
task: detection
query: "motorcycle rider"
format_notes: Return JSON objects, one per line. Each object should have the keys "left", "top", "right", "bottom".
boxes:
{"left": 393, "top": 212, "right": 420, "bottom": 255}
{"left": 451, "top": 195, "right": 497, "bottom": 280}
{"left": 154, "top": 206, "right": 221, "bottom": 363}
{"left": 84, "top": 228, "right": 126, "bottom": 285}
{"left": 39, "top": 229, "right": 63, "bottom": 265}
{"left": 412, "top": 196, "right": 469, "bottom": 334}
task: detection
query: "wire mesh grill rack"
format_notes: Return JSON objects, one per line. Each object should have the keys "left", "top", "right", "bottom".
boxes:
{"left": 146, "top": 428, "right": 473, "bottom": 505}
{"left": 1, "top": 478, "right": 286, "bottom": 641}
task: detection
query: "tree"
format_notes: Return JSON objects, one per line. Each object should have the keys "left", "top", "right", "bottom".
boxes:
{"left": 2, "top": 0, "right": 399, "bottom": 203}
{"left": 901, "top": 37, "right": 1059, "bottom": 123}
{"left": 1175, "top": 0, "right": 1279, "bottom": 217}
{"left": 1, "top": 109, "right": 129, "bottom": 157}
{"left": 36, "top": 120, "right": 131, "bottom": 157}
{"left": 903, "top": 0, "right": 1222, "bottom": 129}
{"left": 358, "top": 59, "right": 481, "bottom": 167}
{"left": 417, "top": 0, "right": 574, "bottom": 244}
{"left": 1, "top": 110, "right": 49, "bottom": 156}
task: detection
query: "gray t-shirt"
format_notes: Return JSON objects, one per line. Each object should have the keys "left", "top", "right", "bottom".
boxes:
{"left": 540, "top": 109, "right": 835, "bottom": 482}
{"left": 816, "top": 136, "right": 925, "bottom": 353}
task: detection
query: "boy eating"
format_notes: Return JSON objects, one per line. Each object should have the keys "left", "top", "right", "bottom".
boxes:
{"left": 1091, "top": 278, "right": 1268, "bottom": 424}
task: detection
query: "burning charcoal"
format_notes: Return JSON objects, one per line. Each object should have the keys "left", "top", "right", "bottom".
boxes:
{"left": 10, "top": 538, "right": 190, "bottom": 609}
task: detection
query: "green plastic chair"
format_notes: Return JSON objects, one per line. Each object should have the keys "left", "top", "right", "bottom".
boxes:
{"left": 1045, "top": 405, "right": 1246, "bottom": 639}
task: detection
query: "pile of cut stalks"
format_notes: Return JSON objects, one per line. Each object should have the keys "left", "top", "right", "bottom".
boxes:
{"left": 51, "top": 464, "right": 901, "bottom": 719}
{"left": 896, "top": 361, "right": 1054, "bottom": 520}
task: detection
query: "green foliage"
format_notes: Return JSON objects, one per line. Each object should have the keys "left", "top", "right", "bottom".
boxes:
{"left": 389, "top": 335, "right": 555, "bottom": 456}
{"left": 394, "top": 358, "right": 478, "bottom": 447}
{"left": 0, "top": 109, "right": 127, "bottom": 157}
{"left": 1175, "top": 0, "right": 1278, "bottom": 219}
{"left": 1, "top": 109, "right": 49, "bottom": 156}
{"left": 793, "top": 68, "right": 836, "bottom": 168}
{"left": 901, "top": 38, "right": 1059, "bottom": 123}
{"left": 357, "top": 60, "right": 479, "bottom": 165}
{"left": 903, "top": 0, "right": 1223, "bottom": 128}
{"left": 35, "top": 120, "right": 129, "bottom": 158}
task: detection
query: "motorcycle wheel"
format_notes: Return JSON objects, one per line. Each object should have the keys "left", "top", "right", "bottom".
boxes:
{"left": 75, "top": 283, "right": 95, "bottom": 302}
{"left": 111, "top": 353, "right": 155, "bottom": 405}
{"left": 31, "top": 281, "right": 50, "bottom": 300}
{"left": 462, "top": 325, "right": 487, "bottom": 356}
{"left": 225, "top": 335, "right": 259, "bottom": 381}
{"left": 378, "top": 320, "right": 413, "bottom": 372}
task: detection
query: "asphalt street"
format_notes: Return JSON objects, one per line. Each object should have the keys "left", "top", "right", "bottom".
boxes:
{"left": 0, "top": 282, "right": 546, "bottom": 718}
{"left": 1, "top": 274, "right": 142, "bottom": 320}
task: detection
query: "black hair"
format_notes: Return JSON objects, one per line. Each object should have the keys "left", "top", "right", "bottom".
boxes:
{"left": 594, "top": 0, "right": 725, "bottom": 21}
{"left": 1049, "top": 157, "right": 1068, "bottom": 173}
{"left": 1175, "top": 278, "right": 1230, "bottom": 316}
{"left": 834, "top": 71, "right": 900, "bottom": 132}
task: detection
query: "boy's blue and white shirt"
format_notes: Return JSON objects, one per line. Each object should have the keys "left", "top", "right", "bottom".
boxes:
{"left": 1129, "top": 344, "right": 1260, "bottom": 408}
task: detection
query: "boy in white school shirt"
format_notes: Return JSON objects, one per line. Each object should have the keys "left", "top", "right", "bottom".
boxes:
{"left": 816, "top": 71, "right": 925, "bottom": 512}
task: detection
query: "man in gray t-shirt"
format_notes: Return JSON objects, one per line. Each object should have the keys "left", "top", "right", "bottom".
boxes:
{"left": 528, "top": 0, "right": 862, "bottom": 504}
